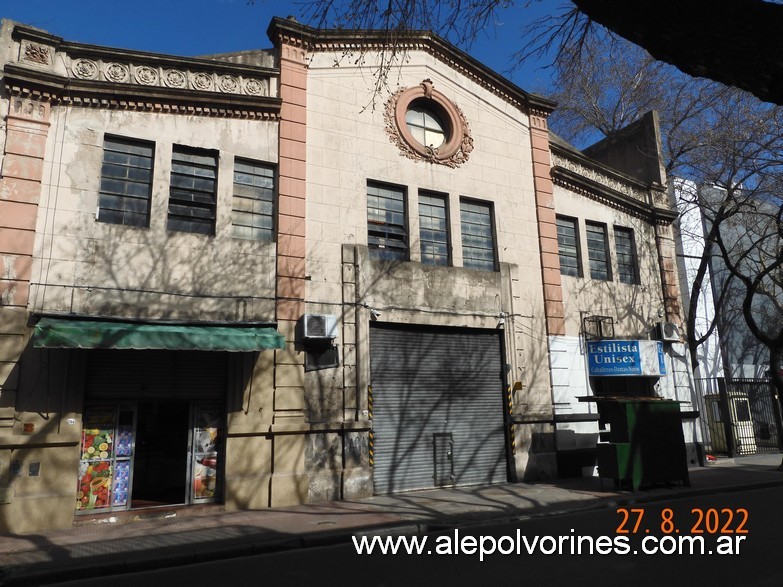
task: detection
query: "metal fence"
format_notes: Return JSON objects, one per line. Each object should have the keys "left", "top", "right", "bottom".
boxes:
{"left": 693, "top": 377, "right": 782, "bottom": 456}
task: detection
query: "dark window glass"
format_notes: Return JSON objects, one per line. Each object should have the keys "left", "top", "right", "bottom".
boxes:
{"left": 167, "top": 146, "right": 218, "bottom": 235}
{"left": 97, "top": 136, "right": 154, "bottom": 227}
{"left": 615, "top": 226, "right": 639, "bottom": 284}
{"left": 556, "top": 216, "right": 581, "bottom": 277}
{"left": 460, "top": 199, "right": 496, "bottom": 271}
{"left": 368, "top": 183, "right": 407, "bottom": 261}
{"left": 232, "top": 159, "right": 275, "bottom": 241}
{"left": 586, "top": 221, "right": 611, "bottom": 280}
{"left": 304, "top": 346, "right": 340, "bottom": 372}
{"left": 419, "top": 192, "right": 449, "bottom": 266}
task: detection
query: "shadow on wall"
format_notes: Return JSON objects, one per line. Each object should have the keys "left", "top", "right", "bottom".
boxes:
{"left": 336, "top": 242, "right": 559, "bottom": 492}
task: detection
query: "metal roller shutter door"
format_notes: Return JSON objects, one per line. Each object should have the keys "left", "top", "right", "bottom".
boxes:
{"left": 370, "top": 324, "right": 508, "bottom": 494}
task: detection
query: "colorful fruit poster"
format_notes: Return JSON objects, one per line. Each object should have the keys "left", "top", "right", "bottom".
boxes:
{"left": 81, "top": 407, "right": 114, "bottom": 461}
{"left": 76, "top": 460, "right": 113, "bottom": 510}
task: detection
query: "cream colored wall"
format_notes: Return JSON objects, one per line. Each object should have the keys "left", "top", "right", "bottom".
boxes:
{"left": 305, "top": 49, "right": 548, "bottom": 389}
{"left": 5, "top": 101, "right": 283, "bottom": 528}
{"left": 0, "top": 443, "right": 81, "bottom": 533}
{"left": 29, "top": 107, "right": 279, "bottom": 322}
{"left": 303, "top": 49, "right": 554, "bottom": 480}
{"left": 554, "top": 183, "right": 666, "bottom": 338}
{"left": 306, "top": 51, "right": 540, "bottom": 272}
{"left": 0, "top": 347, "right": 83, "bottom": 533}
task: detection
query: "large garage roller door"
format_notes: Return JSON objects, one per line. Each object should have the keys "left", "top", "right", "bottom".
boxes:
{"left": 370, "top": 324, "right": 508, "bottom": 494}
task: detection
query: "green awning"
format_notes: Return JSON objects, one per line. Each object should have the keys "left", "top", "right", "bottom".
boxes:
{"left": 32, "top": 318, "right": 286, "bottom": 352}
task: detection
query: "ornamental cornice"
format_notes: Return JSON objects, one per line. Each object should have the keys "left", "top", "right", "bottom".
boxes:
{"left": 4, "top": 71, "right": 281, "bottom": 121}
{"left": 266, "top": 16, "right": 556, "bottom": 118}
{"left": 66, "top": 57, "right": 272, "bottom": 97}
{"left": 276, "top": 33, "right": 313, "bottom": 51}
{"left": 553, "top": 172, "right": 652, "bottom": 222}
{"left": 552, "top": 148, "right": 677, "bottom": 225}
{"left": 552, "top": 167, "right": 677, "bottom": 226}
{"left": 313, "top": 38, "right": 534, "bottom": 116}
{"left": 8, "top": 24, "right": 279, "bottom": 115}
{"left": 552, "top": 151, "right": 649, "bottom": 203}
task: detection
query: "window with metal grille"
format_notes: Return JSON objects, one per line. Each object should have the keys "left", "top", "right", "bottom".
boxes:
{"left": 419, "top": 192, "right": 449, "bottom": 266}
{"left": 167, "top": 146, "right": 218, "bottom": 235}
{"left": 586, "top": 221, "right": 611, "bottom": 280}
{"left": 232, "top": 158, "right": 275, "bottom": 241}
{"left": 556, "top": 215, "right": 581, "bottom": 277}
{"left": 367, "top": 182, "right": 407, "bottom": 261}
{"left": 97, "top": 136, "right": 154, "bottom": 227}
{"left": 460, "top": 199, "right": 496, "bottom": 271}
{"left": 615, "top": 226, "right": 639, "bottom": 284}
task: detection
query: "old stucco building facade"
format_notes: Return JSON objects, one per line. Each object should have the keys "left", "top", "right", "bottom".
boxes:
{"left": 0, "top": 17, "right": 697, "bottom": 534}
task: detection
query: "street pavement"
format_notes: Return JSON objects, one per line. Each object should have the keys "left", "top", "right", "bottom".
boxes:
{"left": 1, "top": 453, "right": 782, "bottom": 585}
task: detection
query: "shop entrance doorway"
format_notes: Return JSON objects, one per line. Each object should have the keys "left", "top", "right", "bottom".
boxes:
{"left": 77, "top": 350, "right": 228, "bottom": 516}
{"left": 131, "top": 401, "right": 190, "bottom": 507}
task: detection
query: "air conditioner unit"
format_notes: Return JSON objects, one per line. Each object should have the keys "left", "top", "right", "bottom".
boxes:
{"left": 302, "top": 314, "right": 338, "bottom": 339}
{"left": 657, "top": 321, "right": 680, "bottom": 342}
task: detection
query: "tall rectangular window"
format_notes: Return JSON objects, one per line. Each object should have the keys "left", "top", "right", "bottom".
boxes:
{"left": 367, "top": 182, "right": 407, "bottom": 261}
{"left": 232, "top": 159, "right": 275, "bottom": 241}
{"left": 556, "top": 216, "right": 581, "bottom": 277}
{"left": 615, "top": 226, "right": 639, "bottom": 284}
{"left": 586, "top": 221, "right": 611, "bottom": 280}
{"left": 419, "top": 192, "right": 449, "bottom": 266}
{"left": 97, "top": 136, "right": 154, "bottom": 227}
{"left": 167, "top": 146, "right": 218, "bottom": 235}
{"left": 460, "top": 199, "right": 496, "bottom": 271}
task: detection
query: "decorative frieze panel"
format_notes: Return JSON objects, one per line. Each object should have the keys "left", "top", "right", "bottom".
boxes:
{"left": 22, "top": 43, "right": 51, "bottom": 66}
{"left": 552, "top": 152, "right": 649, "bottom": 204}
{"left": 68, "top": 58, "right": 271, "bottom": 97}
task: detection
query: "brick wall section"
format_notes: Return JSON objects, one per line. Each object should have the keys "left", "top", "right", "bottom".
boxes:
{"left": 0, "top": 97, "right": 50, "bottom": 308}
{"left": 529, "top": 111, "right": 565, "bottom": 336}
{"left": 0, "top": 96, "right": 50, "bottom": 430}
{"left": 656, "top": 222, "right": 684, "bottom": 324}
{"left": 273, "top": 40, "right": 308, "bottom": 426}
{"left": 276, "top": 42, "right": 308, "bottom": 322}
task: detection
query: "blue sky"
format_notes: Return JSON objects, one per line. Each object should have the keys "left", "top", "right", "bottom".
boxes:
{"left": 2, "top": 0, "right": 561, "bottom": 95}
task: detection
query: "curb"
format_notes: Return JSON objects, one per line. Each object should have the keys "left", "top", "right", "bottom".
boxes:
{"left": 4, "top": 477, "right": 783, "bottom": 585}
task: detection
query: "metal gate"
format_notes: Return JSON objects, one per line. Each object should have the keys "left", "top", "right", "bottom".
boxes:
{"left": 370, "top": 324, "right": 508, "bottom": 494}
{"left": 694, "top": 377, "right": 782, "bottom": 455}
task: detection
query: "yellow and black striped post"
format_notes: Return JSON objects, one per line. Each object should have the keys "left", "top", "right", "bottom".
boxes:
{"left": 506, "top": 385, "right": 516, "bottom": 455}
{"left": 368, "top": 385, "right": 374, "bottom": 467}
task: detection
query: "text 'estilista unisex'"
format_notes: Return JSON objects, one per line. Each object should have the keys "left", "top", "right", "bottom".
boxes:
{"left": 352, "top": 529, "right": 747, "bottom": 560}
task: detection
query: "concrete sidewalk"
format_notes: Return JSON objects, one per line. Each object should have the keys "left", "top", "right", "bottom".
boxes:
{"left": 1, "top": 453, "right": 782, "bottom": 585}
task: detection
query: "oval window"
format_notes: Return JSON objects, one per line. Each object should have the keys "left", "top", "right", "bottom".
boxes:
{"left": 386, "top": 80, "right": 473, "bottom": 167}
{"left": 405, "top": 101, "right": 448, "bottom": 149}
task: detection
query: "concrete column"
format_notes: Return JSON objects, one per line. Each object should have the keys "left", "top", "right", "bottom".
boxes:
{"left": 270, "top": 38, "right": 310, "bottom": 505}
{"left": 0, "top": 94, "right": 51, "bottom": 432}
{"left": 529, "top": 110, "right": 565, "bottom": 336}
{"left": 655, "top": 220, "right": 685, "bottom": 326}
{"left": 274, "top": 38, "right": 308, "bottom": 424}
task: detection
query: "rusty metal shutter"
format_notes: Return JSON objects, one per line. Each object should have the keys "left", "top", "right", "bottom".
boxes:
{"left": 85, "top": 350, "right": 227, "bottom": 401}
{"left": 370, "top": 324, "right": 507, "bottom": 494}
